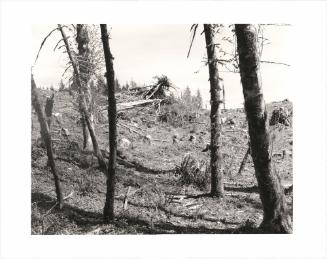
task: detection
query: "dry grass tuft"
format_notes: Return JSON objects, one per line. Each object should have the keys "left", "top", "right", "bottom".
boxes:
{"left": 176, "top": 154, "right": 210, "bottom": 190}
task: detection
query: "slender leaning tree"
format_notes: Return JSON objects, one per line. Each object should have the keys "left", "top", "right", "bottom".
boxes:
{"left": 204, "top": 24, "right": 224, "bottom": 197}
{"left": 100, "top": 24, "right": 117, "bottom": 221}
{"left": 76, "top": 24, "right": 95, "bottom": 151}
{"left": 235, "top": 24, "right": 292, "bottom": 233}
{"left": 32, "top": 75, "right": 64, "bottom": 208}
{"left": 58, "top": 24, "right": 108, "bottom": 172}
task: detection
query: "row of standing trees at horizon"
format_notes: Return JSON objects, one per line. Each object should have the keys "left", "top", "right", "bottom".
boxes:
{"left": 31, "top": 24, "right": 291, "bottom": 233}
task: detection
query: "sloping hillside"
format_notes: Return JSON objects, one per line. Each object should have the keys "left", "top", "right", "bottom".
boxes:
{"left": 31, "top": 90, "right": 292, "bottom": 234}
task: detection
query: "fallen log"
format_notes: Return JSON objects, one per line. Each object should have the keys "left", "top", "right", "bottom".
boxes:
{"left": 118, "top": 122, "right": 145, "bottom": 137}
{"left": 118, "top": 99, "right": 162, "bottom": 110}
{"left": 100, "top": 99, "right": 162, "bottom": 114}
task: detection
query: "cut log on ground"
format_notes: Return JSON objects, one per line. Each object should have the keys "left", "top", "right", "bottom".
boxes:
{"left": 100, "top": 99, "right": 162, "bottom": 115}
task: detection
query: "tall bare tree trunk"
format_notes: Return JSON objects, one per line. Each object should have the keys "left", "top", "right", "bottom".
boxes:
{"left": 76, "top": 24, "right": 94, "bottom": 151}
{"left": 100, "top": 24, "right": 117, "bottom": 222}
{"left": 221, "top": 79, "right": 226, "bottom": 110}
{"left": 58, "top": 24, "right": 108, "bottom": 172}
{"left": 235, "top": 24, "right": 291, "bottom": 233}
{"left": 32, "top": 75, "right": 64, "bottom": 209}
{"left": 44, "top": 93, "right": 54, "bottom": 129}
{"left": 204, "top": 24, "right": 224, "bottom": 197}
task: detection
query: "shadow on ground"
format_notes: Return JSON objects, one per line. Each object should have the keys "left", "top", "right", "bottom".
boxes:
{"left": 32, "top": 191, "right": 261, "bottom": 235}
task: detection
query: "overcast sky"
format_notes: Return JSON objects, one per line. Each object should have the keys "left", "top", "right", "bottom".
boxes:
{"left": 32, "top": 24, "right": 292, "bottom": 108}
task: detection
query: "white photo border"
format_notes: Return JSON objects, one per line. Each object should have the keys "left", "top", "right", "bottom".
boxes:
{"left": 0, "top": 1, "right": 326, "bottom": 258}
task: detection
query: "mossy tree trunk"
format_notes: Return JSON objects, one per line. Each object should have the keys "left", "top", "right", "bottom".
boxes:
{"left": 32, "top": 75, "right": 64, "bottom": 209}
{"left": 76, "top": 24, "right": 94, "bottom": 151}
{"left": 204, "top": 24, "right": 224, "bottom": 197}
{"left": 100, "top": 24, "right": 117, "bottom": 222}
{"left": 235, "top": 24, "right": 292, "bottom": 233}
{"left": 58, "top": 24, "right": 108, "bottom": 172}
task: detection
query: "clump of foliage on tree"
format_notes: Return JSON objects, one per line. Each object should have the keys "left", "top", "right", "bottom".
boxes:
{"left": 144, "top": 75, "right": 175, "bottom": 99}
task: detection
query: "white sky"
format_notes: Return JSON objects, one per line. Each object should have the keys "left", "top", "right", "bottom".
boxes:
{"left": 32, "top": 24, "right": 292, "bottom": 108}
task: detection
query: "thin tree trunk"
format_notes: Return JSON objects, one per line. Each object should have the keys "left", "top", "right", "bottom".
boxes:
{"left": 204, "top": 24, "right": 224, "bottom": 197}
{"left": 31, "top": 75, "right": 64, "bottom": 209}
{"left": 44, "top": 93, "right": 54, "bottom": 129}
{"left": 76, "top": 24, "right": 93, "bottom": 151}
{"left": 235, "top": 24, "right": 291, "bottom": 233}
{"left": 238, "top": 145, "right": 251, "bottom": 175}
{"left": 222, "top": 80, "right": 226, "bottom": 110}
{"left": 100, "top": 24, "right": 117, "bottom": 222}
{"left": 44, "top": 93, "right": 54, "bottom": 166}
{"left": 58, "top": 24, "right": 108, "bottom": 172}
{"left": 81, "top": 117, "right": 90, "bottom": 149}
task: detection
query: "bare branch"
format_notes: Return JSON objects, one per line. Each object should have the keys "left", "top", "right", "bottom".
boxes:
{"left": 260, "top": 60, "right": 290, "bottom": 66}
{"left": 34, "top": 25, "right": 71, "bottom": 65}
{"left": 187, "top": 24, "right": 198, "bottom": 58}
{"left": 70, "top": 24, "right": 76, "bottom": 31}
{"left": 53, "top": 38, "right": 67, "bottom": 52}
{"left": 34, "top": 27, "right": 59, "bottom": 65}
{"left": 61, "top": 64, "right": 72, "bottom": 78}
{"left": 259, "top": 23, "right": 291, "bottom": 26}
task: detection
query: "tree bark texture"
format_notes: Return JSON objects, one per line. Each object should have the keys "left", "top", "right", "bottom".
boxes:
{"left": 44, "top": 93, "right": 54, "bottom": 129}
{"left": 204, "top": 24, "right": 224, "bottom": 197}
{"left": 100, "top": 24, "right": 118, "bottom": 221}
{"left": 58, "top": 24, "right": 108, "bottom": 172}
{"left": 222, "top": 80, "right": 226, "bottom": 110}
{"left": 238, "top": 145, "right": 251, "bottom": 175}
{"left": 32, "top": 75, "right": 64, "bottom": 209}
{"left": 76, "top": 24, "right": 94, "bottom": 151}
{"left": 235, "top": 24, "right": 291, "bottom": 233}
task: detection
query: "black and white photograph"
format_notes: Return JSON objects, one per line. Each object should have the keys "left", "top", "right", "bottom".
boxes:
{"left": 30, "top": 23, "right": 293, "bottom": 235}
{"left": 1, "top": 1, "right": 327, "bottom": 259}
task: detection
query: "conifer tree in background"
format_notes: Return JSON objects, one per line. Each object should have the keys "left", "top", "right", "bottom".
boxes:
{"left": 195, "top": 88, "right": 203, "bottom": 109}
{"left": 182, "top": 86, "right": 192, "bottom": 105}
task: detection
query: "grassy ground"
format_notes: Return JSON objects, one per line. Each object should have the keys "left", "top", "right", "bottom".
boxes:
{"left": 31, "top": 90, "right": 293, "bottom": 234}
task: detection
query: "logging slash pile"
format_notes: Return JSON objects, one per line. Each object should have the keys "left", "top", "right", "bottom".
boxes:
{"left": 269, "top": 106, "right": 292, "bottom": 126}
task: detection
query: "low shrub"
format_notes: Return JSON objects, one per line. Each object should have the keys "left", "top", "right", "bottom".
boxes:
{"left": 158, "top": 101, "right": 199, "bottom": 128}
{"left": 176, "top": 154, "right": 210, "bottom": 190}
